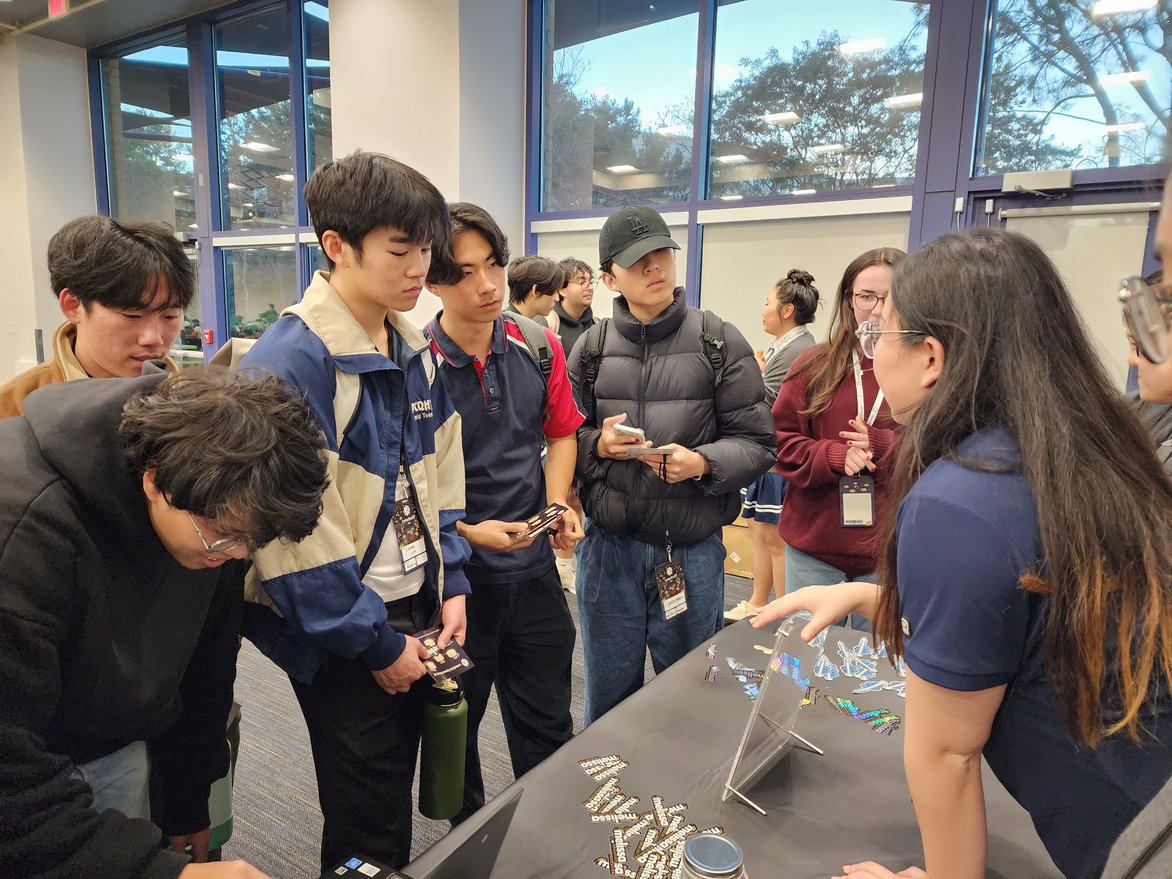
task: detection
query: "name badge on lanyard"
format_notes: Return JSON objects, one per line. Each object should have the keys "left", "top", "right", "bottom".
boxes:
{"left": 840, "top": 352, "right": 883, "bottom": 528}
{"left": 393, "top": 465, "right": 428, "bottom": 572}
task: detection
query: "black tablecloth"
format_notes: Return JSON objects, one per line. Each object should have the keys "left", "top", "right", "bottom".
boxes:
{"left": 407, "top": 620, "right": 1061, "bottom": 878}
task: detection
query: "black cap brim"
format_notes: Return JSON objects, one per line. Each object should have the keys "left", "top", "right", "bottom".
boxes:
{"left": 612, "top": 235, "right": 680, "bottom": 269}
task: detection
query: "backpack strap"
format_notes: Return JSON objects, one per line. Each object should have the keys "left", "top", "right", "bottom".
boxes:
{"left": 504, "top": 312, "right": 553, "bottom": 380}
{"left": 699, "top": 309, "right": 726, "bottom": 386}
{"left": 579, "top": 318, "right": 609, "bottom": 426}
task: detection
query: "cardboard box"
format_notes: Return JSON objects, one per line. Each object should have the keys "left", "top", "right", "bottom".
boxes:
{"left": 723, "top": 517, "right": 754, "bottom": 579}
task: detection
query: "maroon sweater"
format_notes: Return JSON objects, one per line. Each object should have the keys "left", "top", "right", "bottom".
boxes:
{"left": 772, "top": 345, "right": 898, "bottom": 577}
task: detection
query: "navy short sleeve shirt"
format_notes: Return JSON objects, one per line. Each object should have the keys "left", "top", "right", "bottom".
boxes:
{"left": 896, "top": 429, "right": 1171, "bottom": 878}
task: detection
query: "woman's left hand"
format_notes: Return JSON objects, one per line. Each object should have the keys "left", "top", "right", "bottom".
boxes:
{"left": 834, "top": 863, "right": 927, "bottom": 879}
{"left": 840, "top": 417, "right": 871, "bottom": 451}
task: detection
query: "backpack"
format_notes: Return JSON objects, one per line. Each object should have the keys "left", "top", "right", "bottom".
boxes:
{"left": 577, "top": 309, "right": 726, "bottom": 426}
{"left": 502, "top": 312, "right": 554, "bottom": 417}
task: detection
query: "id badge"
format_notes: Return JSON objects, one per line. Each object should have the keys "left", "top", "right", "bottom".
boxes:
{"left": 839, "top": 474, "right": 875, "bottom": 527}
{"left": 656, "top": 560, "right": 687, "bottom": 619}
{"left": 393, "top": 470, "right": 428, "bottom": 572}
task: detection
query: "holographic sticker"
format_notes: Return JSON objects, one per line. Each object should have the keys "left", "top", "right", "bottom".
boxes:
{"left": 703, "top": 665, "right": 718, "bottom": 684}
{"left": 705, "top": 643, "right": 717, "bottom": 659}
{"left": 801, "top": 684, "right": 819, "bottom": 707}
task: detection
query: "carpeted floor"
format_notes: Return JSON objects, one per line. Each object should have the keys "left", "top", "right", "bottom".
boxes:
{"left": 223, "top": 574, "right": 754, "bottom": 877}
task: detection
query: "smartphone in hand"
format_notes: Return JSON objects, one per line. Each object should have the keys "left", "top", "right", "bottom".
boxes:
{"left": 612, "top": 423, "right": 646, "bottom": 442}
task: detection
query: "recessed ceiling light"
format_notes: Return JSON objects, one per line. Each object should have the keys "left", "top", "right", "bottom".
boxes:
{"left": 242, "top": 141, "right": 280, "bottom": 153}
{"left": 714, "top": 154, "right": 749, "bottom": 164}
{"left": 1099, "top": 70, "right": 1151, "bottom": 85}
{"left": 810, "top": 144, "right": 845, "bottom": 154}
{"left": 606, "top": 164, "right": 639, "bottom": 174}
{"left": 275, "top": 173, "right": 296, "bottom": 181}
{"left": 1091, "top": 0, "right": 1156, "bottom": 16}
{"left": 885, "top": 92, "right": 923, "bottom": 108}
{"left": 792, "top": 189, "right": 817, "bottom": 196}
{"left": 1105, "top": 121, "right": 1146, "bottom": 133}
{"left": 836, "top": 38, "right": 886, "bottom": 57}
{"left": 719, "top": 194, "right": 744, "bottom": 201}
{"left": 760, "top": 111, "right": 800, "bottom": 125}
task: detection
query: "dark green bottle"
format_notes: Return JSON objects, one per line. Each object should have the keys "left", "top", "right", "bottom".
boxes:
{"left": 419, "top": 682, "right": 468, "bottom": 819}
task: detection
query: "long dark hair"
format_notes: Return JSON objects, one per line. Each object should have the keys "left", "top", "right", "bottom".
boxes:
{"left": 873, "top": 228, "right": 1172, "bottom": 745}
{"left": 791, "top": 247, "right": 905, "bottom": 416}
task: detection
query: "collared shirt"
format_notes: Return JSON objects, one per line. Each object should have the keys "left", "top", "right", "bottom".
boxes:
{"left": 426, "top": 315, "right": 585, "bottom": 583}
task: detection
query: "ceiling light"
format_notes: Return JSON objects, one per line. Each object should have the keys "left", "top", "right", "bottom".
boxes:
{"left": 873, "top": 183, "right": 897, "bottom": 188}
{"left": 1091, "top": 0, "right": 1156, "bottom": 15}
{"left": 227, "top": 182, "right": 245, "bottom": 190}
{"left": 275, "top": 173, "right": 296, "bottom": 181}
{"left": 657, "top": 124, "right": 689, "bottom": 137}
{"left": 1099, "top": 70, "right": 1151, "bottom": 85}
{"left": 719, "top": 194, "right": 744, "bottom": 201}
{"left": 188, "top": 223, "right": 199, "bottom": 229}
{"left": 760, "top": 111, "right": 800, "bottom": 125}
{"left": 172, "top": 190, "right": 187, "bottom": 197}
{"left": 836, "top": 38, "right": 886, "bottom": 57}
{"left": 242, "top": 202, "right": 255, "bottom": 207}
{"left": 885, "top": 92, "right": 923, "bottom": 108}
{"left": 1105, "top": 121, "right": 1146, "bottom": 133}
{"left": 242, "top": 141, "right": 280, "bottom": 152}
{"left": 714, "top": 154, "right": 749, "bottom": 164}
{"left": 606, "top": 164, "right": 639, "bottom": 174}
{"left": 791, "top": 189, "right": 817, "bottom": 196}
{"left": 810, "top": 143, "right": 845, "bottom": 154}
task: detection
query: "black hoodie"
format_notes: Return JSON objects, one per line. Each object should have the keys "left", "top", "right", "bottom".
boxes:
{"left": 0, "top": 374, "right": 243, "bottom": 879}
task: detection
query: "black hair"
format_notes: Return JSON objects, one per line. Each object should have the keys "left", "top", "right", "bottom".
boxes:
{"left": 304, "top": 150, "right": 459, "bottom": 284}
{"left": 559, "top": 257, "right": 594, "bottom": 284}
{"left": 507, "top": 256, "right": 567, "bottom": 304}
{"left": 120, "top": 368, "right": 329, "bottom": 548}
{"left": 428, "top": 202, "right": 511, "bottom": 286}
{"left": 47, "top": 216, "right": 195, "bottom": 311}
{"left": 775, "top": 268, "right": 819, "bottom": 325}
{"left": 600, "top": 258, "right": 615, "bottom": 275}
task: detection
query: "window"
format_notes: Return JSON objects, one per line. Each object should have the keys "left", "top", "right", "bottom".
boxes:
{"left": 304, "top": 1, "right": 332, "bottom": 172}
{"left": 542, "top": 2, "right": 699, "bottom": 210}
{"left": 223, "top": 246, "right": 298, "bottom": 339}
{"left": 216, "top": 6, "right": 296, "bottom": 230}
{"left": 170, "top": 247, "right": 205, "bottom": 368}
{"left": 707, "top": 0, "right": 929, "bottom": 199}
{"left": 100, "top": 33, "right": 196, "bottom": 230}
{"left": 976, "top": 0, "right": 1171, "bottom": 176}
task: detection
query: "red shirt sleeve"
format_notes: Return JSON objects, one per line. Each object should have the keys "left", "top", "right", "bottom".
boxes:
{"left": 541, "top": 327, "right": 586, "bottom": 439}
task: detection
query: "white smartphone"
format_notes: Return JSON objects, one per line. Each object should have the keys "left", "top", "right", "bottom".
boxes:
{"left": 612, "top": 423, "right": 646, "bottom": 442}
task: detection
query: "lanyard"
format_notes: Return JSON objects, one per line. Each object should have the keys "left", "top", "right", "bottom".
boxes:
{"left": 853, "top": 351, "right": 884, "bottom": 426}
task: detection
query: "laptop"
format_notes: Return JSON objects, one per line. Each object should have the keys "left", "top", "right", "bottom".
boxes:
{"left": 322, "top": 787, "right": 523, "bottom": 879}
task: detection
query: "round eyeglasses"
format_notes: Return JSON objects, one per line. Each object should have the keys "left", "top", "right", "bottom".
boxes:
{"left": 855, "top": 320, "right": 925, "bottom": 359}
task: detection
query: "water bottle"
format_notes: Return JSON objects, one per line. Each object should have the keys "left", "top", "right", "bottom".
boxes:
{"left": 681, "top": 833, "right": 748, "bottom": 879}
{"left": 419, "top": 681, "right": 468, "bottom": 819}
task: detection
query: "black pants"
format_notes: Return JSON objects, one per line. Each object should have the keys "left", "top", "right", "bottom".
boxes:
{"left": 454, "top": 564, "right": 576, "bottom": 824}
{"left": 290, "top": 594, "right": 430, "bottom": 872}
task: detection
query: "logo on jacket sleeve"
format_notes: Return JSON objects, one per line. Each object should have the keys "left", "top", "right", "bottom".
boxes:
{"left": 411, "top": 399, "right": 434, "bottom": 421}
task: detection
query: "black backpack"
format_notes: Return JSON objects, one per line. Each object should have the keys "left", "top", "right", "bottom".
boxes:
{"left": 577, "top": 309, "right": 726, "bottom": 425}
{"left": 502, "top": 312, "right": 554, "bottom": 416}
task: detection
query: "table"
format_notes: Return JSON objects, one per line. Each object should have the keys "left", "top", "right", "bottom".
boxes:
{"left": 406, "top": 620, "right": 1061, "bottom": 878}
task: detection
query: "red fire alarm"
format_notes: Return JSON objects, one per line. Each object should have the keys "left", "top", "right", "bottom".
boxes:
{"left": 203, "top": 329, "right": 214, "bottom": 345}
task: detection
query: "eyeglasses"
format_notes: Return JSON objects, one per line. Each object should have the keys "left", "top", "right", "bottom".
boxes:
{"left": 187, "top": 512, "right": 248, "bottom": 555}
{"left": 855, "top": 320, "right": 925, "bottom": 359}
{"left": 1119, "top": 275, "right": 1172, "bottom": 364}
{"left": 852, "top": 291, "right": 889, "bottom": 309}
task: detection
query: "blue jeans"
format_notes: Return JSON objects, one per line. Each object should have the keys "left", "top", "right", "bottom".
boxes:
{"left": 70, "top": 740, "right": 150, "bottom": 819}
{"left": 576, "top": 526, "right": 725, "bottom": 725}
{"left": 784, "top": 544, "right": 877, "bottom": 631}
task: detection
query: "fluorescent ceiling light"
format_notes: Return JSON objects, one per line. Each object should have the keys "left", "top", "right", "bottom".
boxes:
{"left": 810, "top": 143, "right": 845, "bottom": 154}
{"left": 885, "top": 92, "right": 923, "bottom": 108}
{"left": 1105, "top": 121, "right": 1146, "bottom": 133}
{"left": 275, "top": 173, "right": 296, "bottom": 181}
{"left": 714, "top": 154, "right": 749, "bottom": 164}
{"left": 837, "top": 38, "right": 886, "bottom": 57}
{"left": 760, "top": 111, "right": 800, "bottom": 125}
{"left": 873, "top": 183, "right": 897, "bottom": 188}
{"left": 791, "top": 189, "right": 818, "bottom": 196}
{"left": 172, "top": 190, "right": 187, "bottom": 197}
{"left": 606, "top": 164, "right": 639, "bottom": 174}
{"left": 188, "top": 223, "right": 199, "bottom": 229}
{"left": 242, "top": 202, "right": 255, "bottom": 207}
{"left": 657, "top": 124, "right": 689, "bottom": 136}
{"left": 227, "top": 182, "right": 245, "bottom": 190}
{"left": 243, "top": 141, "right": 279, "bottom": 153}
{"left": 719, "top": 194, "right": 744, "bottom": 201}
{"left": 304, "top": 1, "right": 330, "bottom": 22}
{"left": 1092, "top": 0, "right": 1156, "bottom": 15}
{"left": 1099, "top": 70, "right": 1151, "bottom": 85}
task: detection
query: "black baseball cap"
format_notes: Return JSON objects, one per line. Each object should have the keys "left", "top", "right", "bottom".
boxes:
{"left": 599, "top": 206, "right": 680, "bottom": 270}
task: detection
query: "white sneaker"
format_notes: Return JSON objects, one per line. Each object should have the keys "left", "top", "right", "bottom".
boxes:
{"left": 724, "top": 600, "right": 762, "bottom": 621}
{"left": 556, "top": 557, "right": 576, "bottom": 594}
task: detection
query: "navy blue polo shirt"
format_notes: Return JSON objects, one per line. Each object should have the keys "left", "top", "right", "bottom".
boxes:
{"left": 895, "top": 428, "right": 1171, "bottom": 878}
{"left": 426, "top": 315, "right": 584, "bottom": 584}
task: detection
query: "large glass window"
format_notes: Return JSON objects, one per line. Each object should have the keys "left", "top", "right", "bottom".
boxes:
{"left": 216, "top": 5, "right": 296, "bottom": 230}
{"left": 223, "top": 246, "right": 298, "bottom": 339}
{"left": 101, "top": 33, "right": 197, "bottom": 231}
{"left": 707, "top": 1, "right": 929, "bottom": 199}
{"left": 304, "top": 1, "right": 332, "bottom": 172}
{"left": 170, "top": 247, "right": 205, "bottom": 368}
{"left": 976, "top": 0, "right": 1171, "bottom": 176}
{"left": 542, "top": 2, "right": 699, "bottom": 210}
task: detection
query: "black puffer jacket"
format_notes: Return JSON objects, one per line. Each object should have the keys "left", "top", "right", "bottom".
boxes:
{"left": 568, "top": 289, "right": 775, "bottom": 547}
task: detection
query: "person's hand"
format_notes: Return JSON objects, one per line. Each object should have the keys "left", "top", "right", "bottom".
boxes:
{"left": 750, "top": 582, "right": 879, "bottom": 638}
{"left": 169, "top": 828, "right": 211, "bottom": 862}
{"left": 841, "top": 417, "right": 871, "bottom": 451}
{"left": 640, "top": 444, "right": 709, "bottom": 483}
{"left": 371, "top": 635, "right": 428, "bottom": 695}
{"left": 461, "top": 519, "right": 537, "bottom": 552}
{"left": 843, "top": 445, "right": 875, "bottom": 476}
{"left": 178, "top": 861, "right": 270, "bottom": 878}
{"left": 596, "top": 413, "right": 645, "bottom": 460}
{"left": 754, "top": 349, "right": 767, "bottom": 371}
{"left": 437, "top": 594, "right": 466, "bottom": 648}
{"left": 834, "top": 862, "right": 927, "bottom": 879}
{"left": 549, "top": 505, "right": 584, "bottom": 552}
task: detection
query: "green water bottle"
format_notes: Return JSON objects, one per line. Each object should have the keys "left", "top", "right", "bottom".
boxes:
{"left": 419, "top": 681, "right": 468, "bottom": 819}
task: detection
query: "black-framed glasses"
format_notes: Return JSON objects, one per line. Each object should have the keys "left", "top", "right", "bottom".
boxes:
{"left": 187, "top": 512, "right": 248, "bottom": 555}
{"left": 1120, "top": 275, "right": 1172, "bottom": 365}
{"left": 855, "top": 320, "right": 925, "bottom": 359}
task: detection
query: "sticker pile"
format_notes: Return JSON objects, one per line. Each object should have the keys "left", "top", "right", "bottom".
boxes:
{"left": 579, "top": 755, "right": 725, "bottom": 879}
